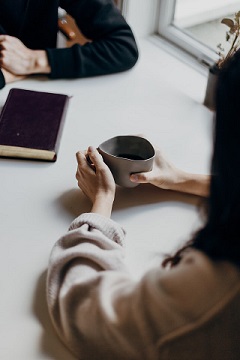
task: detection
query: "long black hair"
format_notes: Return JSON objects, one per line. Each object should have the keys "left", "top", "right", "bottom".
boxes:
{"left": 163, "top": 50, "right": 240, "bottom": 268}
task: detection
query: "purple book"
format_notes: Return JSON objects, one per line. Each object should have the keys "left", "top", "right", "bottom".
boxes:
{"left": 0, "top": 88, "right": 70, "bottom": 161}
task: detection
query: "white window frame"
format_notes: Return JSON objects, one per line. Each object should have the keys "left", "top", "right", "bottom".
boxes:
{"left": 157, "top": 0, "right": 220, "bottom": 67}
{"left": 123, "top": 0, "right": 220, "bottom": 68}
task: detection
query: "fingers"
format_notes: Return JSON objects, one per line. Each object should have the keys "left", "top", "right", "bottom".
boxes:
{"left": 0, "top": 68, "right": 25, "bottom": 84}
{"left": 0, "top": 35, "right": 6, "bottom": 46}
{"left": 0, "top": 35, "right": 14, "bottom": 50}
{"left": 76, "top": 150, "right": 88, "bottom": 179}
{"left": 76, "top": 147, "right": 104, "bottom": 169}
{"left": 76, "top": 148, "right": 102, "bottom": 178}
{"left": 87, "top": 146, "right": 105, "bottom": 169}
{"left": 76, "top": 150, "right": 87, "bottom": 169}
{"left": 0, "top": 35, "right": 19, "bottom": 44}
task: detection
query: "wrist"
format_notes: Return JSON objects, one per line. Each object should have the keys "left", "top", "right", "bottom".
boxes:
{"left": 31, "top": 50, "right": 51, "bottom": 74}
{"left": 91, "top": 193, "right": 115, "bottom": 218}
{"left": 167, "top": 169, "right": 189, "bottom": 191}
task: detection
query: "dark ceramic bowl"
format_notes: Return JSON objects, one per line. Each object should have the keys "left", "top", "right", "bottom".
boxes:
{"left": 98, "top": 135, "right": 155, "bottom": 187}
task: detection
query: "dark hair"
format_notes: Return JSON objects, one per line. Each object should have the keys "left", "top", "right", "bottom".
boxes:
{"left": 163, "top": 50, "right": 240, "bottom": 268}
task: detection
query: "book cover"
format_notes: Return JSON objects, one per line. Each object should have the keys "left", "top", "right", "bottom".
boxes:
{"left": 0, "top": 88, "right": 70, "bottom": 161}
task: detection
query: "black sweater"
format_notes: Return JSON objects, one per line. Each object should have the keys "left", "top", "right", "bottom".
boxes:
{"left": 0, "top": 0, "right": 138, "bottom": 89}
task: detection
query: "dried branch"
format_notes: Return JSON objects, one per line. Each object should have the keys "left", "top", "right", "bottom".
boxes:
{"left": 216, "top": 11, "right": 240, "bottom": 69}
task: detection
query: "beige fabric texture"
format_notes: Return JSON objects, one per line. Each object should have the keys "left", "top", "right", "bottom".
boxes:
{"left": 47, "top": 213, "right": 240, "bottom": 360}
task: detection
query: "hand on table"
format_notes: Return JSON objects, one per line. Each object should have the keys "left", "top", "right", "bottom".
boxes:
{"left": 76, "top": 146, "right": 116, "bottom": 217}
{"left": 0, "top": 35, "right": 50, "bottom": 76}
{"left": 130, "top": 148, "right": 180, "bottom": 190}
{"left": 130, "top": 147, "right": 210, "bottom": 197}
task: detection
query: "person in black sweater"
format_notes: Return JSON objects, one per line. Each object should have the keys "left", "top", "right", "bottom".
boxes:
{"left": 0, "top": 0, "right": 138, "bottom": 89}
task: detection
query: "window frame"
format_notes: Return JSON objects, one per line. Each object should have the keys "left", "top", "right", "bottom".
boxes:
{"left": 156, "top": 0, "right": 219, "bottom": 67}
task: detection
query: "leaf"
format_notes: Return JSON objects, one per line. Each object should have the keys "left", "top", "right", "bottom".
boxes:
{"left": 221, "top": 18, "right": 235, "bottom": 29}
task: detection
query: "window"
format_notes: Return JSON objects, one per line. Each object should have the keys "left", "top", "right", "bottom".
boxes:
{"left": 157, "top": 0, "right": 240, "bottom": 67}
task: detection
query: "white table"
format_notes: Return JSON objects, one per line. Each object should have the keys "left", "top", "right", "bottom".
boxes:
{"left": 0, "top": 39, "right": 213, "bottom": 359}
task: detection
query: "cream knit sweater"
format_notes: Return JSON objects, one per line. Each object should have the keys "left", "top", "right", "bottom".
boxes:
{"left": 47, "top": 213, "right": 240, "bottom": 360}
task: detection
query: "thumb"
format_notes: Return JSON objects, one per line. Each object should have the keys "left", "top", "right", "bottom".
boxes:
{"left": 130, "top": 172, "right": 149, "bottom": 184}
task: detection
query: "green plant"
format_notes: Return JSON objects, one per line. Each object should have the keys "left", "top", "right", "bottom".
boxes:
{"left": 216, "top": 11, "right": 240, "bottom": 69}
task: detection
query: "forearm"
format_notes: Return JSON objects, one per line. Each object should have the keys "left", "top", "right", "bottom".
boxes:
{"left": 91, "top": 194, "right": 114, "bottom": 218}
{"left": 47, "top": 34, "right": 137, "bottom": 79}
{"left": 48, "top": 0, "right": 138, "bottom": 79}
{"left": 170, "top": 170, "right": 210, "bottom": 197}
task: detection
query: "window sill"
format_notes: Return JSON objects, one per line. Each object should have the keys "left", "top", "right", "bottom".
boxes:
{"left": 148, "top": 34, "right": 209, "bottom": 76}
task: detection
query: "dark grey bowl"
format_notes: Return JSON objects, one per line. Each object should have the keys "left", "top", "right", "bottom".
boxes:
{"left": 98, "top": 135, "right": 155, "bottom": 187}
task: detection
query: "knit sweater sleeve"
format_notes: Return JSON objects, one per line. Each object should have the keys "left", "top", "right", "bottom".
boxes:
{"left": 46, "top": 0, "right": 138, "bottom": 79}
{"left": 47, "top": 212, "right": 165, "bottom": 359}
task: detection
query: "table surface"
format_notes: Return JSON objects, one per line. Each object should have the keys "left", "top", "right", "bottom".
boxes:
{"left": 0, "top": 39, "right": 213, "bottom": 360}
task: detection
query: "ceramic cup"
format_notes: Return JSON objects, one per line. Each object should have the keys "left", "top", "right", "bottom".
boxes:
{"left": 98, "top": 135, "right": 155, "bottom": 187}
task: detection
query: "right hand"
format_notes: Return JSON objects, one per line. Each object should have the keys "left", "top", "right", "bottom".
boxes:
{"left": 130, "top": 147, "right": 210, "bottom": 197}
{"left": 1, "top": 68, "right": 26, "bottom": 84}
{"left": 0, "top": 35, "right": 50, "bottom": 75}
{"left": 130, "top": 148, "right": 181, "bottom": 190}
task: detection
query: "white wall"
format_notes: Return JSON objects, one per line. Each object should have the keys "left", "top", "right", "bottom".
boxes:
{"left": 124, "top": 0, "right": 159, "bottom": 37}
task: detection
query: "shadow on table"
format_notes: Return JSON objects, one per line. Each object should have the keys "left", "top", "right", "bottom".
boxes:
{"left": 33, "top": 271, "right": 77, "bottom": 360}
{"left": 57, "top": 183, "right": 203, "bottom": 219}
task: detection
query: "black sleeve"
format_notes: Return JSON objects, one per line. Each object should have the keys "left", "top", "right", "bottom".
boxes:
{"left": 46, "top": 0, "right": 139, "bottom": 79}
{"left": 0, "top": 24, "right": 6, "bottom": 89}
{"left": 0, "top": 70, "right": 5, "bottom": 90}
{"left": 0, "top": 24, "right": 6, "bottom": 34}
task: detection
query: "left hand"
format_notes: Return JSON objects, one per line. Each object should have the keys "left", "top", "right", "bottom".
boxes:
{"left": 76, "top": 146, "right": 116, "bottom": 217}
{"left": 0, "top": 35, "right": 50, "bottom": 75}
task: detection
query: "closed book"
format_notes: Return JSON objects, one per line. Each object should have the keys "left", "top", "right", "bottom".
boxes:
{"left": 0, "top": 88, "right": 70, "bottom": 161}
